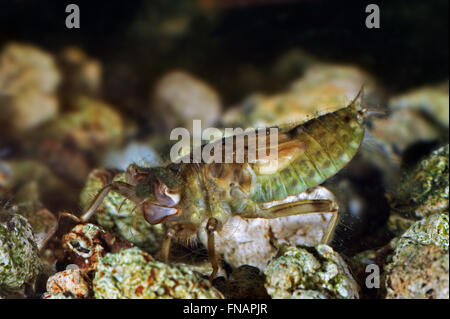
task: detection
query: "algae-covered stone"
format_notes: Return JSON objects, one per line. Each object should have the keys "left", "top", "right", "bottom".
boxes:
{"left": 393, "top": 144, "right": 449, "bottom": 221}
{"left": 14, "top": 205, "right": 57, "bottom": 251}
{"left": 384, "top": 214, "right": 449, "bottom": 299}
{"left": 93, "top": 247, "right": 223, "bottom": 299}
{"left": 80, "top": 169, "right": 165, "bottom": 253}
{"left": 28, "top": 96, "right": 125, "bottom": 184}
{"left": 395, "top": 213, "right": 448, "bottom": 251}
{"left": 264, "top": 245, "right": 359, "bottom": 299}
{"left": 36, "top": 96, "right": 124, "bottom": 152}
{"left": 0, "top": 213, "right": 41, "bottom": 292}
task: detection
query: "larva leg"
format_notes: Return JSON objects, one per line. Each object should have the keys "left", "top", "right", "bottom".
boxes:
{"left": 321, "top": 207, "right": 339, "bottom": 244}
{"left": 261, "top": 198, "right": 339, "bottom": 244}
{"left": 206, "top": 217, "right": 220, "bottom": 282}
{"left": 80, "top": 181, "right": 138, "bottom": 222}
{"left": 261, "top": 199, "right": 335, "bottom": 218}
{"left": 59, "top": 211, "right": 81, "bottom": 223}
{"left": 158, "top": 227, "right": 176, "bottom": 262}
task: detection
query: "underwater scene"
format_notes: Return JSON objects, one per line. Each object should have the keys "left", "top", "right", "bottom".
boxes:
{"left": 0, "top": 0, "right": 448, "bottom": 300}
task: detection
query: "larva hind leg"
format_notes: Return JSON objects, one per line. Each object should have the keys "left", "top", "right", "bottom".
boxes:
{"left": 206, "top": 217, "right": 220, "bottom": 282}
{"left": 261, "top": 198, "right": 339, "bottom": 244}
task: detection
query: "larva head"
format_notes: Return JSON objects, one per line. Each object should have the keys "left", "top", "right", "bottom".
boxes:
{"left": 349, "top": 86, "right": 386, "bottom": 124}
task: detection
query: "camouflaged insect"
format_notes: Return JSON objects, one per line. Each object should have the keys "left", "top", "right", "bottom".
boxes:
{"left": 78, "top": 93, "right": 368, "bottom": 280}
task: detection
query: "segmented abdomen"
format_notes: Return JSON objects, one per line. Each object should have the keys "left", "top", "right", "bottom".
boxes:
{"left": 252, "top": 106, "right": 364, "bottom": 203}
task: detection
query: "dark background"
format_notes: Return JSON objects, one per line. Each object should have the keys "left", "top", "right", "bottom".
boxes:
{"left": 0, "top": 0, "right": 448, "bottom": 107}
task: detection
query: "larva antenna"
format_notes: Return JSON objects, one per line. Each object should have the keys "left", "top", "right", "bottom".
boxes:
{"left": 353, "top": 84, "right": 387, "bottom": 119}
{"left": 349, "top": 84, "right": 365, "bottom": 112}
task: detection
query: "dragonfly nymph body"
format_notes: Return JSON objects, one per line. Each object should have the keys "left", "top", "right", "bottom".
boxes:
{"left": 79, "top": 93, "right": 366, "bottom": 280}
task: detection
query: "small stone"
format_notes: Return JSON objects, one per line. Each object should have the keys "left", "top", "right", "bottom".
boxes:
{"left": 264, "top": 245, "right": 359, "bottom": 299}
{"left": 0, "top": 213, "right": 41, "bottom": 293}
{"left": 151, "top": 71, "right": 222, "bottom": 133}
{"left": 44, "top": 268, "right": 90, "bottom": 299}
{"left": 93, "top": 247, "right": 223, "bottom": 299}
{"left": 392, "top": 145, "right": 449, "bottom": 225}
{"left": 62, "top": 223, "right": 106, "bottom": 272}
{"left": 0, "top": 43, "right": 60, "bottom": 137}
{"left": 384, "top": 214, "right": 449, "bottom": 299}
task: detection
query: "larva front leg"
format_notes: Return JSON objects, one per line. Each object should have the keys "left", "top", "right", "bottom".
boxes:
{"left": 80, "top": 181, "right": 139, "bottom": 222}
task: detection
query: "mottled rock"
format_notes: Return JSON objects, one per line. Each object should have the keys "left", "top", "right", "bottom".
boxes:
{"left": 384, "top": 214, "right": 449, "bottom": 299}
{"left": 0, "top": 43, "right": 60, "bottom": 137}
{"left": 264, "top": 245, "right": 359, "bottom": 299}
{"left": 0, "top": 213, "right": 41, "bottom": 293}
{"left": 43, "top": 268, "right": 90, "bottom": 299}
{"left": 62, "top": 223, "right": 106, "bottom": 272}
{"left": 37, "top": 96, "right": 124, "bottom": 152}
{"left": 385, "top": 244, "right": 448, "bottom": 299}
{"left": 394, "top": 213, "right": 448, "bottom": 252}
{"left": 42, "top": 291, "right": 78, "bottom": 299}
{"left": 15, "top": 206, "right": 57, "bottom": 251}
{"left": 390, "top": 145, "right": 449, "bottom": 232}
{"left": 93, "top": 247, "right": 223, "bottom": 299}
{"left": 32, "top": 96, "right": 124, "bottom": 184}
